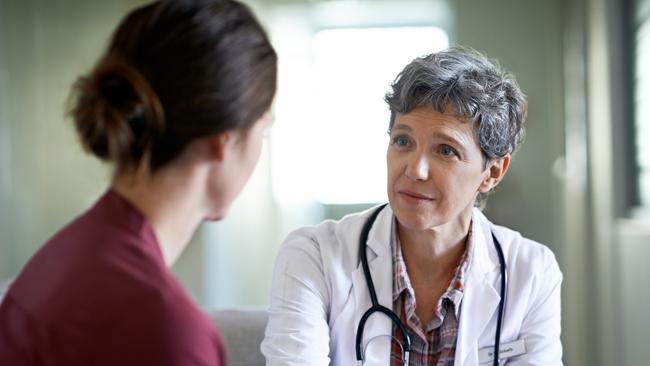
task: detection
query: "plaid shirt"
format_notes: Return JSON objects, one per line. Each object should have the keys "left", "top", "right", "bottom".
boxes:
{"left": 390, "top": 221, "right": 474, "bottom": 366}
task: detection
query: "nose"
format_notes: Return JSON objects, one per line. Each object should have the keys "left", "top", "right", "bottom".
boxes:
{"left": 405, "top": 152, "right": 429, "bottom": 181}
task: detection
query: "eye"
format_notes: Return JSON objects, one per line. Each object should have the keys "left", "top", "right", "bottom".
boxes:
{"left": 439, "top": 144, "right": 459, "bottom": 158}
{"left": 391, "top": 135, "right": 411, "bottom": 148}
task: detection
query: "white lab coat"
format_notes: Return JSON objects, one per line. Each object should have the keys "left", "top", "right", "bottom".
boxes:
{"left": 262, "top": 205, "right": 562, "bottom": 365}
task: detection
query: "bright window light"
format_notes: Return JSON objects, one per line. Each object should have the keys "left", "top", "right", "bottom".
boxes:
{"left": 271, "top": 26, "right": 449, "bottom": 205}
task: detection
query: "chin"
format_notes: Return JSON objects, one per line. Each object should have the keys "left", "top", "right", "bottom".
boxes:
{"left": 392, "top": 203, "right": 445, "bottom": 231}
{"left": 205, "top": 207, "right": 228, "bottom": 221}
{"left": 205, "top": 215, "right": 223, "bottom": 222}
{"left": 396, "top": 214, "right": 436, "bottom": 232}
{"left": 392, "top": 207, "right": 430, "bottom": 230}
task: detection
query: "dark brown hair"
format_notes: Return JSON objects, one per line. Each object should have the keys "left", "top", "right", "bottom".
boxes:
{"left": 71, "top": 0, "right": 277, "bottom": 171}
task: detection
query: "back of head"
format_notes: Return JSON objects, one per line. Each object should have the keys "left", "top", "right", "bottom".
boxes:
{"left": 71, "top": 0, "right": 277, "bottom": 171}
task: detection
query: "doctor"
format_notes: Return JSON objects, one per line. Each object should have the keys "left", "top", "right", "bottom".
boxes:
{"left": 262, "top": 47, "right": 562, "bottom": 366}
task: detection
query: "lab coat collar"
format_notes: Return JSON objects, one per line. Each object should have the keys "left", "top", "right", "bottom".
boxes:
{"left": 350, "top": 206, "right": 502, "bottom": 366}
{"left": 469, "top": 207, "right": 500, "bottom": 275}
{"left": 455, "top": 208, "right": 502, "bottom": 365}
{"left": 350, "top": 204, "right": 394, "bottom": 366}
{"left": 365, "top": 204, "right": 394, "bottom": 260}
{"left": 363, "top": 206, "right": 499, "bottom": 276}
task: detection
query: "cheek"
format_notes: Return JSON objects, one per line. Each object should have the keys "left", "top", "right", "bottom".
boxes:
{"left": 450, "top": 170, "right": 486, "bottom": 199}
{"left": 386, "top": 157, "right": 400, "bottom": 190}
{"left": 242, "top": 134, "right": 264, "bottom": 179}
{"left": 432, "top": 167, "right": 471, "bottom": 196}
{"left": 250, "top": 136, "right": 264, "bottom": 167}
{"left": 386, "top": 150, "right": 402, "bottom": 177}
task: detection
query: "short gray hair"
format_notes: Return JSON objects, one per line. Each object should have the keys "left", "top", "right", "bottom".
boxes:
{"left": 384, "top": 46, "right": 527, "bottom": 205}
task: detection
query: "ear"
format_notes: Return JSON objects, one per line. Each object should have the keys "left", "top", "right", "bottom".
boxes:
{"left": 205, "top": 131, "right": 235, "bottom": 162}
{"left": 478, "top": 154, "right": 511, "bottom": 193}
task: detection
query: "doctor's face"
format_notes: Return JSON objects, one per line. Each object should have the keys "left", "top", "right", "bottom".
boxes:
{"left": 386, "top": 106, "right": 492, "bottom": 231}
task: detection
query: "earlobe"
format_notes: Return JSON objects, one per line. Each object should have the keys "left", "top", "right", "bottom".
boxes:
{"left": 479, "top": 154, "right": 511, "bottom": 193}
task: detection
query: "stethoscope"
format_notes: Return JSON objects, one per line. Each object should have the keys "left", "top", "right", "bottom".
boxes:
{"left": 355, "top": 204, "right": 507, "bottom": 366}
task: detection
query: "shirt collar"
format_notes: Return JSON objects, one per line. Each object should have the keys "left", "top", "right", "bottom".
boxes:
{"left": 391, "top": 218, "right": 475, "bottom": 319}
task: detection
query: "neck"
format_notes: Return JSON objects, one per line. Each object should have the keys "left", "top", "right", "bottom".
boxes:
{"left": 398, "top": 207, "right": 473, "bottom": 276}
{"left": 111, "top": 160, "right": 210, "bottom": 267}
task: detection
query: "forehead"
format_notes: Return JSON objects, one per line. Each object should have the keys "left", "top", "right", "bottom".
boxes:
{"left": 393, "top": 106, "right": 478, "bottom": 144}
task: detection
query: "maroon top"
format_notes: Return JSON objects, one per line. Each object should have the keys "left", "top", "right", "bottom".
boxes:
{"left": 0, "top": 190, "right": 225, "bottom": 365}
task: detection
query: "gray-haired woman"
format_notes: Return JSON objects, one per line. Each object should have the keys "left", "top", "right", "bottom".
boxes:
{"left": 262, "top": 47, "right": 562, "bottom": 366}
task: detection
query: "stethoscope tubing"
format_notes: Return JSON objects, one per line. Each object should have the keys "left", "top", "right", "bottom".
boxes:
{"left": 355, "top": 204, "right": 411, "bottom": 363}
{"left": 492, "top": 231, "right": 507, "bottom": 366}
{"left": 355, "top": 204, "right": 506, "bottom": 366}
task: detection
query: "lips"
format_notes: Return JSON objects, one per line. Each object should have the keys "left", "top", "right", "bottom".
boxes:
{"left": 398, "top": 190, "right": 434, "bottom": 203}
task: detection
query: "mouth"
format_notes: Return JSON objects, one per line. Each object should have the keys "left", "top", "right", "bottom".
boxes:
{"left": 398, "top": 190, "right": 434, "bottom": 203}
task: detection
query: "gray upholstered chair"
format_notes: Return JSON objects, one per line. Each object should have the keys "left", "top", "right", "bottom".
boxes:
{"left": 211, "top": 309, "right": 268, "bottom": 366}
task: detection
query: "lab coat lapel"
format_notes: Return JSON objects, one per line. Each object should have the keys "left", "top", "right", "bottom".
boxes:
{"left": 456, "top": 209, "right": 501, "bottom": 365}
{"left": 350, "top": 205, "right": 394, "bottom": 366}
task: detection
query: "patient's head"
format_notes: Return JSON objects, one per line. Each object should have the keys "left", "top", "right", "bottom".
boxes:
{"left": 71, "top": 0, "right": 277, "bottom": 173}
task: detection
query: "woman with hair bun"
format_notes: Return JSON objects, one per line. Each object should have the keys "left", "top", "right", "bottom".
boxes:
{"left": 0, "top": 1, "right": 276, "bottom": 365}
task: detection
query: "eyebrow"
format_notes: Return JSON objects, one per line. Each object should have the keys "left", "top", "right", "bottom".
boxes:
{"left": 394, "top": 123, "right": 463, "bottom": 141}
{"left": 433, "top": 131, "right": 463, "bottom": 145}
{"left": 393, "top": 123, "right": 470, "bottom": 152}
{"left": 433, "top": 131, "right": 470, "bottom": 153}
{"left": 391, "top": 123, "right": 412, "bottom": 132}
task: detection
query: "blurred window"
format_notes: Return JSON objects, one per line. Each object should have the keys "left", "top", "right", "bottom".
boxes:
{"left": 270, "top": 26, "right": 449, "bottom": 205}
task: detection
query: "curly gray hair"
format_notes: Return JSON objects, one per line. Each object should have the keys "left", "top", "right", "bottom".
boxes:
{"left": 384, "top": 46, "right": 527, "bottom": 205}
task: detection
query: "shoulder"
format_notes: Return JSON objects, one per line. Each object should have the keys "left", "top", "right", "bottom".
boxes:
{"left": 496, "top": 225, "right": 560, "bottom": 278}
{"left": 284, "top": 207, "right": 374, "bottom": 246}
{"left": 474, "top": 209, "right": 561, "bottom": 280}
{"left": 9, "top": 233, "right": 161, "bottom": 321}
{"left": 480, "top": 219, "right": 563, "bottom": 297}
{"left": 279, "top": 206, "right": 381, "bottom": 271}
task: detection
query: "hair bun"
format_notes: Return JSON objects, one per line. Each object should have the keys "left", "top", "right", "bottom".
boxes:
{"left": 71, "top": 56, "right": 164, "bottom": 165}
